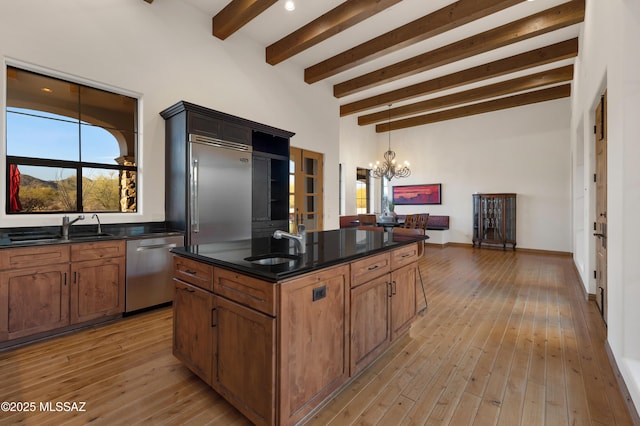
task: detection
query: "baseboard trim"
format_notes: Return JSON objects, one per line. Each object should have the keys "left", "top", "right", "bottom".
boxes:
{"left": 432, "top": 242, "right": 572, "bottom": 257}
{"left": 605, "top": 342, "right": 640, "bottom": 426}
{"left": 515, "top": 247, "right": 572, "bottom": 257}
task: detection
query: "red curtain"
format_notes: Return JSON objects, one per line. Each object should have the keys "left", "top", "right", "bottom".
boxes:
{"left": 9, "top": 164, "right": 22, "bottom": 212}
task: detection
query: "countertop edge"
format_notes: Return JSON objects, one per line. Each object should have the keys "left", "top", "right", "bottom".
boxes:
{"left": 172, "top": 235, "right": 425, "bottom": 282}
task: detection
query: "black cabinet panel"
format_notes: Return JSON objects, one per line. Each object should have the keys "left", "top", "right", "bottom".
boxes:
{"left": 188, "top": 112, "right": 222, "bottom": 139}
{"left": 252, "top": 155, "right": 270, "bottom": 221}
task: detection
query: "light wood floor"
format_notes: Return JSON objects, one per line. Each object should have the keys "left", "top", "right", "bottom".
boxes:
{"left": 0, "top": 246, "right": 635, "bottom": 425}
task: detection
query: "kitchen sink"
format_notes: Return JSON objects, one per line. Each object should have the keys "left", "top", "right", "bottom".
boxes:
{"left": 244, "top": 253, "right": 300, "bottom": 266}
{"left": 8, "top": 232, "right": 62, "bottom": 243}
{"left": 68, "top": 232, "right": 114, "bottom": 240}
{"left": 6, "top": 231, "right": 114, "bottom": 244}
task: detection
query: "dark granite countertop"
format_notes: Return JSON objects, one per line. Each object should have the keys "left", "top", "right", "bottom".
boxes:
{"left": 0, "top": 222, "right": 183, "bottom": 248}
{"left": 172, "top": 228, "right": 427, "bottom": 282}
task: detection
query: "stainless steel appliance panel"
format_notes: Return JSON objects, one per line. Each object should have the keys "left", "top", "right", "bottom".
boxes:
{"left": 189, "top": 135, "right": 252, "bottom": 245}
{"left": 125, "top": 234, "right": 184, "bottom": 312}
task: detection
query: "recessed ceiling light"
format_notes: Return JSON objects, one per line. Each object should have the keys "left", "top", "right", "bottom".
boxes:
{"left": 41, "top": 87, "right": 53, "bottom": 93}
{"left": 285, "top": 0, "right": 295, "bottom": 11}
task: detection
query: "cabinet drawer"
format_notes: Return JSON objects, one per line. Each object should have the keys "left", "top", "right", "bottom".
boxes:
{"left": 173, "top": 256, "right": 214, "bottom": 292}
{"left": 215, "top": 268, "right": 276, "bottom": 316}
{"left": 0, "top": 245, "right": 70, "bottom": 270}
{"left": 71, "top": 240, "right": 125, "bottom": 262}
{"left": 350, "top": 252, "right": 390, "bottom": 288}
{"left": 391, "top": 244, "right": 419, "bottom": 270}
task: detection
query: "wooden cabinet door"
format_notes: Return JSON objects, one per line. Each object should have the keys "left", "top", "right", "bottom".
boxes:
{"left": 279, "top": 265, "right": 349, "bottom": 425}
{"left": 213, "top": 296, "right": 275, "bottom": 426}
{"left": 350, "top": 273, "right": 390, "bottom": 375}
{"left": 390, "top": 263, "right": 417, "bottom": 340}
{"left": 70, "top": 257, "right": 125, "bottom": 324}
{"left": 173, "top": 279, "right": 214, "bottom": 385}
{"left": 0, "top": 264, "right": 70, "bottom": 341}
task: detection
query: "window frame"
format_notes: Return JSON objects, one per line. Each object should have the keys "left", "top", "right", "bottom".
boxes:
{"left": 4, "top": 63, "right": 140, "bottom": 215}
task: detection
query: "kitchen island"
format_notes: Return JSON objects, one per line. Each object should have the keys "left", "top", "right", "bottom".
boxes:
{"left": 171, "top": 228, "right": 427, "bottom": 426}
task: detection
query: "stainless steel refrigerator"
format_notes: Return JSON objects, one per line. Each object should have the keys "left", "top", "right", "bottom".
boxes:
{"left": 188, "top": 134, "right": 252, "bottom": 245}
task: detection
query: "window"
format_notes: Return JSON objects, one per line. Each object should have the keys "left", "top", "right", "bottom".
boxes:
{"left": 6, "top": 66, "right": 138, "bottom": 214}
{"left": 356, "top": 167, "right": 370, "bottom": 214}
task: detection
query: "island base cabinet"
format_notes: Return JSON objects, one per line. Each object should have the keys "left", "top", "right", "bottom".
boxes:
{"left": 0, "top": 265, "right": 70, "bottom": 341}
{"left": 350, "top": 274, "right": 390, "bottom": 376}
{"left": 391, "top": 263, "right": 417, "bottom": 340}
{"left": 213, "top": 296, "right": 275, "bottom": 426}
{"left": 279, "top": 265, "right": 350, "bottom": 426}
{"left": 172, "top": 279, "right": 214, "bottom": 385}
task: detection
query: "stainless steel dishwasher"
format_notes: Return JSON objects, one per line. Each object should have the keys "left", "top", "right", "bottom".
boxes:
{"left": 125, "top": 234, "right": 184, "bottom": 313}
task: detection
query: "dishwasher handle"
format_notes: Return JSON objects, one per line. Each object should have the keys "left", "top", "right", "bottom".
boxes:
{"left": 136, "top": 243, "right": 178, "bottom": 251}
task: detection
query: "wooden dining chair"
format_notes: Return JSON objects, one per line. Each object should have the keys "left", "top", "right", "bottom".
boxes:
{"left": 392, "top": 227, "right": 428, "bottom": 314}
{"left": 417, "top": 213, "right": 430, "bottom": 230}
{"left": 358, "top": 214, "right": 377, "bottom": 226}
{"left": 402, "top": 214, "right": 419, "bottom": 229}
{"left": 358, "top": 225, "right": 384, "bottom": 232}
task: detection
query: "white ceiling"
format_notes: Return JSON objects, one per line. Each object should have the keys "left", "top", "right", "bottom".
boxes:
{"left": 179, "top": 0, "right": 581, "bottom": 121}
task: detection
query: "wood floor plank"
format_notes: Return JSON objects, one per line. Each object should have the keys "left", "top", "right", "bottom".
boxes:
{"left": 0, "top": 246, "right": 634, "bottom": 426}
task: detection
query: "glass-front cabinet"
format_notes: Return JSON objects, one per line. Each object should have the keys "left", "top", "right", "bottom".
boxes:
{"left": 472, "top": 193, "right": 516, "bottom": 250}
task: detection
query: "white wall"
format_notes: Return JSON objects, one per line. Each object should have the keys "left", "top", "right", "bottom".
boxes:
{"left": 340, "top": 98, "right": 572, "bottom": 253}
{"left": 0, "top": 0, "right": 340, "bottom": 229}
{"left": 570, "top": 0, "right": 640, "bottom": 412}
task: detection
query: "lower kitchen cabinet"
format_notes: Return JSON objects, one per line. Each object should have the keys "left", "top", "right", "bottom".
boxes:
{"left": 350, "top": 273, "right": 390, "bottom": 375}
{"left": 0, "top": 263, "right": 70, "bottom": 341}
{"left": 172, "top": 260, "right": 277, "bottom": 426}
{"left": 70, "top": 241, "right": 126, "bottom": 324}
{"left": 390, "top": 263, "right": 417, "bottom": 339}
{"left": 279, "top": 265, "right": 349, "bottom": 426}
{"left": 214, "top": 296, "right": 275, "bottom": 426}
{"left": 173, "top": 278, "right": 214, "bottom": 385}
{"left": 0, "top": 240, "right": 126, "bottom": 344}
{"left": 0, "top": 245, "right": 71, "bottom": 342}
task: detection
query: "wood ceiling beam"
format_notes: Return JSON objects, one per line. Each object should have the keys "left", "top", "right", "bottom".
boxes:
{"left": 358, "top": 65, "right": 574, "bottom": 126}
{"left": 375, "top": 84, "right": 571, "bottom": 132}
{"left": 334, "top": 0, "right": 585, "bottom": 98}
{"left": 213, "top": 0, "right": 278, "bottom": 40}
{"left": 266, "top": 0, "right": 402, "bottom": 66}
{"left": 304, "top": 0, "right": 523, "bottom": 84}
{"left": 340, "top": 38, "right": 578, "bottom": 116}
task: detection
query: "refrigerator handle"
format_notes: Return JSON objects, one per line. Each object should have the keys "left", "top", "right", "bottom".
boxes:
{"left": 191, "top": 158, "right": 200, "bottom": 234}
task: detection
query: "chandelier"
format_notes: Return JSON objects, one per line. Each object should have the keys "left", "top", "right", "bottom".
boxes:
{"left": 369, "top": 105, "right": 410, "bottom": 180}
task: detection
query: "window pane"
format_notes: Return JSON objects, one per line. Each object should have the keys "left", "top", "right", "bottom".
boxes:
{"left": 8, "top": 164, "right": 77, "bottom": 212}
{"left": 6, "top": 67, "right": 79, "bottom": 122}
{"left": 80, "top": 85, "right": 137, "bottom": 132}
{"left": 82, "top": 168, "right": 122, "bottom": 212}
{"left": 7, "top": 111, "right": 80, "bottom": 161}
{"left": 304, "top": 158, "right": 317, "bottom": 175}
{"left": 80, "top": 124, "right": 129, "bottom": 165}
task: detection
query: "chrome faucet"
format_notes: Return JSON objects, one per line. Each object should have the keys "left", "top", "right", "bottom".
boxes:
{"left": 91, "top": 213, "right": 102, "bottom": 234}
{"left": 273, "top": 224, "right": 306, "bottom": 254}
{"left": 61, "top": 215, "right": 85, "bottom": 239}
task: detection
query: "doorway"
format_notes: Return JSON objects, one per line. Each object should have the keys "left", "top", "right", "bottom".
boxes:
{"left": 594, "top": 92, "right": 608, "bottom": 324}
{"left": 289, "top": 147, "right": 324, "bottom": 233}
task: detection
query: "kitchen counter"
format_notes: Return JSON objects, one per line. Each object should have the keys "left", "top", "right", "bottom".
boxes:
{"left": 0, "top": 222, "right": 182, "bottom": 248}
{"left": 172, "top": 227, "right": 427, "bottom": 282}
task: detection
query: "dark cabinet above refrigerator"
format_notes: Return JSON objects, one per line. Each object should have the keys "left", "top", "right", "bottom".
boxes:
{"left": 160, "top": 101, "right": 294, "bottom": 245}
